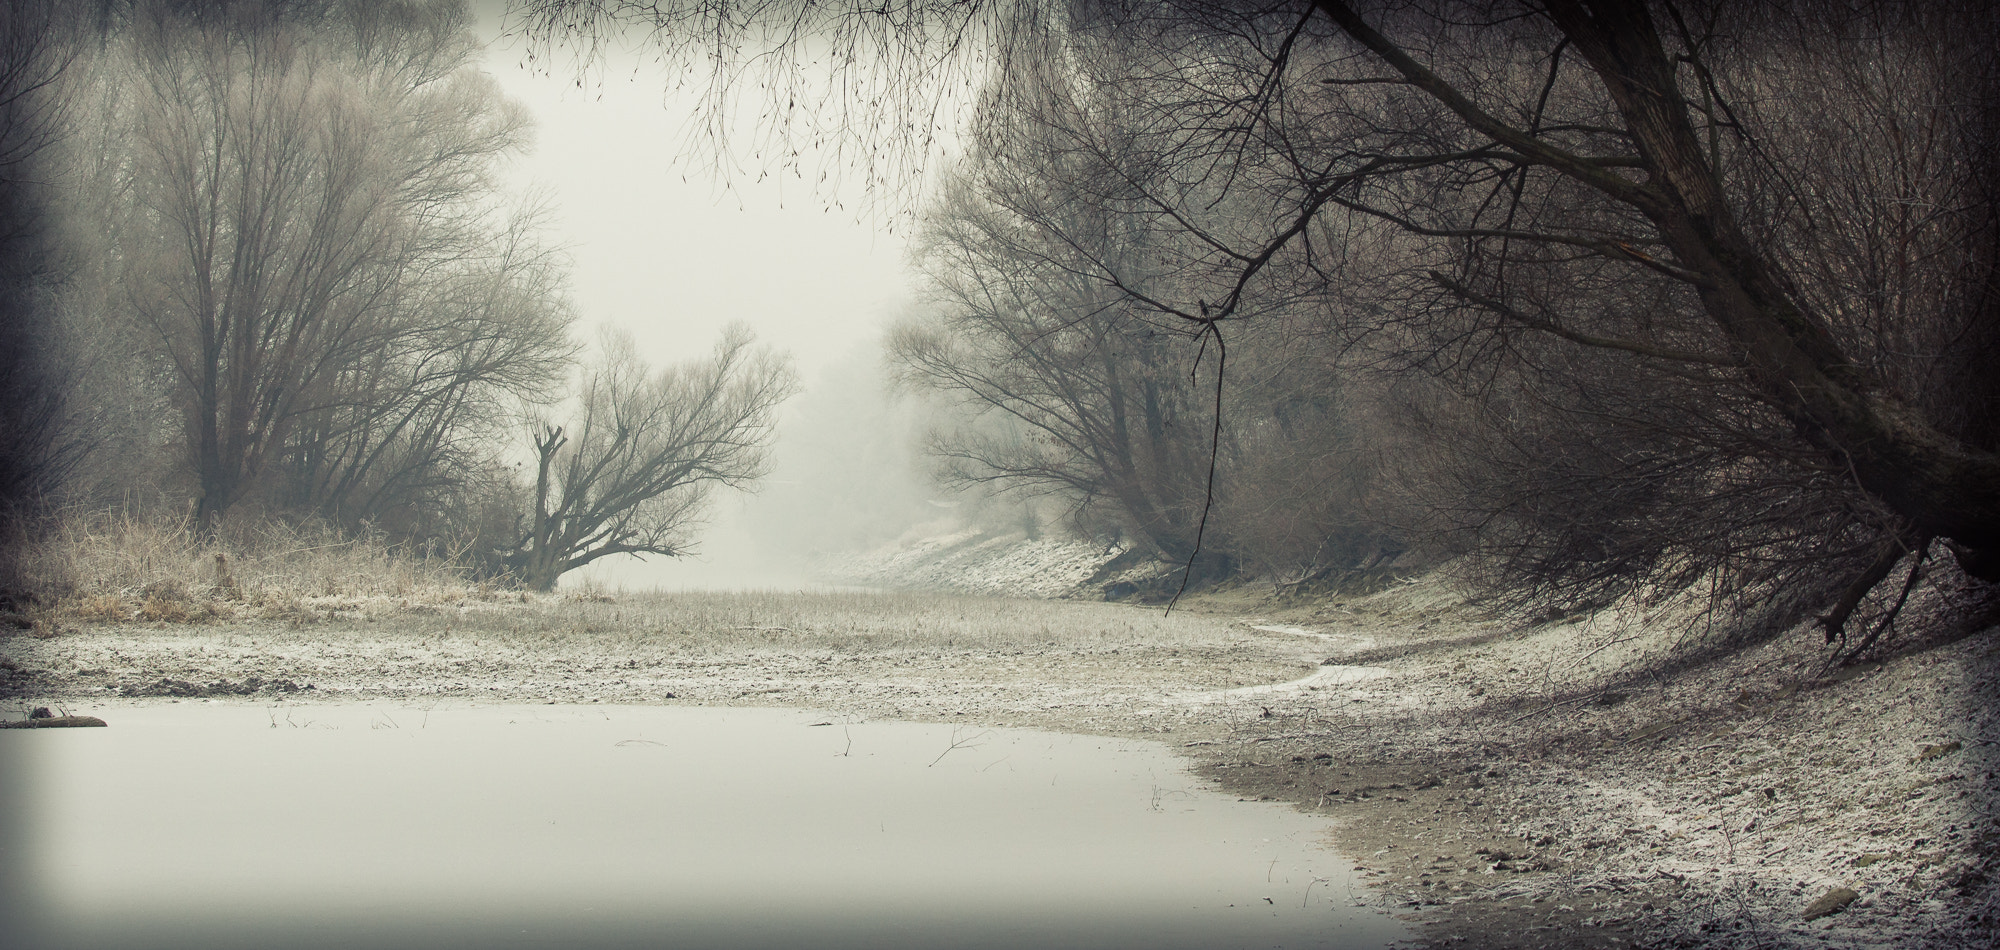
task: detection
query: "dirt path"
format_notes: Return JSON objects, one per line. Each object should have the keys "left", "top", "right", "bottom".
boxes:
{"left": 4, "top": 581, "right": 1996, "bottom": 948}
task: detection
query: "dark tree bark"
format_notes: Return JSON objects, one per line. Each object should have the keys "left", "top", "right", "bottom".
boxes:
{"left": 0, "top": 0, "right": 78, "bottom": 603}
{"left": 1313, "top": 0, "right": 2000, "bottom": 575}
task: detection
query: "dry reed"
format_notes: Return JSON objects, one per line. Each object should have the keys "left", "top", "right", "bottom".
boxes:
{"left": 25, "top": 505, "right": 498, "bottom": 626}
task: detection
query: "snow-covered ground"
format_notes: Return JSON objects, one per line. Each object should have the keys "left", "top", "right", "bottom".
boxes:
{"left": 6, "top": 545, "right": 1996, "bottom": 949}
{"left": 814, "top": 527, "right": 1129, "bottom": 599}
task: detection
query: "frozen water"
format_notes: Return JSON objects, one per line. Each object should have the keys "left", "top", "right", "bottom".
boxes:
{"left": 1, "top": 702, "right": 1404, "bottom": 950}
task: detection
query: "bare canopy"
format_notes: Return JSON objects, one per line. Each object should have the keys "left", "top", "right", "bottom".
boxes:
{"left": 508, "top": 325, "right": 797, "bottom": 591}
{"left": 518, "top": 0, "right": 2000, "bottom": 616}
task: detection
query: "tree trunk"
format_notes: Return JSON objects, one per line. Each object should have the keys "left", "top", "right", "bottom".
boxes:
{"left": 194, "top": 451, "right": 236, "bottom": 540}
{"left": 521, "top": 550, "right": 562, "bottom": 592}
{"left": 513, "top": 424, "right": 568, "bottom": 591}
{"left": 1543, "top": 0, "right": 2000, "bottom": 568}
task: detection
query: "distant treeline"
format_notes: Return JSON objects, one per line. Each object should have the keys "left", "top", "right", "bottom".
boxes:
{"left": 2, "top": 0, "right": 794, "bottom": 594}
{"left": 8, "top": 0, "right": 1997, "bottom": 643}
{"left": 849, "top": 0, "right": 2000, "bottom": 636}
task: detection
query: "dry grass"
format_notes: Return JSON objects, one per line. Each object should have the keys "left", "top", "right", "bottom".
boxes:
{"left": 19, "top": 506, "right": 1250, "bottom": 659}
{"left": 25, "top": 507, "right": 505, "bottom": 627}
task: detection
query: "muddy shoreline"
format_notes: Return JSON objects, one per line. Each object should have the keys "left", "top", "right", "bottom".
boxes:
{"left": 4, "top": 581, "right": 1996, "bottom": 949}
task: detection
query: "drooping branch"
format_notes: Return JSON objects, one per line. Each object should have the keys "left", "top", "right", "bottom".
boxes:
{"left": 1428, "top": 271, "right": 1742, "bottom": 367}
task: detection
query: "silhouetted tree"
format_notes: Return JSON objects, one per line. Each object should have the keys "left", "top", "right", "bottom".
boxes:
{"left": 892, "top": 18, "right": 1406, "bottom": 586}
{"left": 272, "top": 203, "right": 575, "bottom": 539}
{"left": 898, "top": 163, "right": 1231, "bottom": 575}
{"left": 507, "top": 326, "right": 797, "bottom": 591}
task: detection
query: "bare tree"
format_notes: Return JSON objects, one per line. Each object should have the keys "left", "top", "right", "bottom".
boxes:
{"left": 0, "top": 0, "right": 81, "bottom": 601}
{"left": 118, "top": 0, "right": 534, "bottom": 533}
{"left": 507, "top": 326, "right": 797, "bottom": 591}
{"left": 894, "top": 24, "right": 1411, "bottom": 587}
{"left": 1290, "top": 1, "right": 2000, "bottom": 618}
{"left": 273, "top": 202, "right": 575, "bottom": 539}
{"left": 522, "top": 1, "right": 1999, "bottom": 632}
{"left": 898, "top": 165, "right": 1230, "bottom": 575}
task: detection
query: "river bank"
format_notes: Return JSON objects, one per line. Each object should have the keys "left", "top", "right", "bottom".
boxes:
{"left": 3, "top": 573, "right": 1996, "bottom": 948}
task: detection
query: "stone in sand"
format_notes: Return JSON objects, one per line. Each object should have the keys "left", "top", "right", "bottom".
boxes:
{"left": 1802, "top": 887, "right": 1859, "bottom": 921}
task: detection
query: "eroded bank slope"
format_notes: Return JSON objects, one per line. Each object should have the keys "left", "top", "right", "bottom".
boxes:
{"left": 1175, "top": 574, "right": 2000, "bottom": 949}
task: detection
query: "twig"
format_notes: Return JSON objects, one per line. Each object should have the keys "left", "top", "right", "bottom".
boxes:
{"left": 929, "top": 727, "right": 991, "bottom": 767}
{"left": 1508, "top": 693, "right": 1599, "bottom": 723}
{"left": 1167, "top": 320, "right": 1227, "bottom": 615}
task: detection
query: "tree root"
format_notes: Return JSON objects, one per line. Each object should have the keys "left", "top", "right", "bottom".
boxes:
{"left": 1819, "top": 532, "right": 1919, "bottom": 643}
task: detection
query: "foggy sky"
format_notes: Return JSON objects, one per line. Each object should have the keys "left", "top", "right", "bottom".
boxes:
{"left": 473, "top": 4, "right": 916, "bottom": 376}
{"left": 471, "top": 4, "right": 930, "bottom": 590}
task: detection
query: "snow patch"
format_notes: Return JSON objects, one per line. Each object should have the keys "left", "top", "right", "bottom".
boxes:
{"left": 816, "top": 530, "right": 1125, "bottom": 599}
{"left": 1176, "top": 663, "right": 1391, "bottom": 704}
{"left": 1247, "top": 622, "right": 1330, "bottom": 638}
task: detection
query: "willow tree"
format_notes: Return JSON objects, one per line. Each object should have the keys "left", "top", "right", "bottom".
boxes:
{"left": 1300, "top": 1, "right": 2000, "bottom": 634}
{"left": 120, "top": 0, "right": 553, "bottom": 533}
{"left": 507, "top": 326, "right": 796, "bottom": 591}
{"left": 896, "top": 131, "right": 1230, "bottom": 576}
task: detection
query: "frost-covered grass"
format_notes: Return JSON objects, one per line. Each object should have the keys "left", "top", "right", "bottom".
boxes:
{"left": 25, "top": 508, "right": 1253, "bottom": 658}
{"left": 25, "top": 507, "right": 1247, "bottom": 661}
{"left": 2, "top": 584, "right": 1298, "bottom": 719}
{"left": 380, "top": 588, "right": 1246, "bottom": 657}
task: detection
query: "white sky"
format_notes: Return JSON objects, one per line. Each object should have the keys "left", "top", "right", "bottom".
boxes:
{"left": 471, "top": 4, "right": 918, "bottom": 379}
{"left": 468, "top": 4, "right": 933, "bottom": 589}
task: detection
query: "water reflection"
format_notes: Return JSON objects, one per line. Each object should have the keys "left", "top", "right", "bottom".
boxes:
{"left": 2, "top": 703, "right": 1403, "bottom": 949}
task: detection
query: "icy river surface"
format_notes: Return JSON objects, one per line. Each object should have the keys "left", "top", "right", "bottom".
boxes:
{"left": 1, "top": 702, "right": 1404, "bottom": 949}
